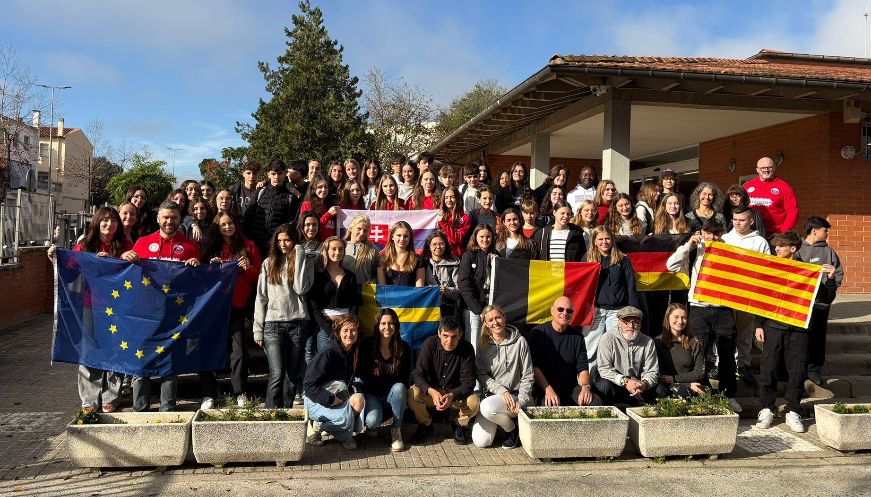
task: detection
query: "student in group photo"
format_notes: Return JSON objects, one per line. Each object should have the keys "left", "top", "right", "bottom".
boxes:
{"left": 359, "top": 308, "right": 412, "bottom": 452}
{"left": 654, "top": 303, "right": 706, "bottom": 399}
{"left": 458, "top": 223, "right": 499, "bottom": 356}
{"left": 254, "top": 224, "right": 316, "bottom": 408}
{"left": 438, "top": 186, "right": 472, "bottom": 258}
{"left": 377, "top": 221, "right": 425, "bottom": 287}
{"left": 371, "top": 174, "right": 406, "bottom": 211}
{"left": 343, "top": 214, "right": 380, "bottom": 285}
{"left": 422, "top": 231, "right": 462, "bottom": 320}
{"left": 496, "top": 207, "right": 537, "bottom": 259}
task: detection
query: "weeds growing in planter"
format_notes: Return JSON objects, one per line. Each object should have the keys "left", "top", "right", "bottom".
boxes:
{"left": 639, "top": 392, "right": 733, "bottom": 418}
{"left": 201, "top": 396, "right": 305, "bottom": 422}
{"left": 526, "top": 407, "right": 616, "bottom": 419}
{"left": 831, "top": 402, "right": 871, "bottom": 415}
{"left": 74, "top": 409, "right": 101, "bottom": 425}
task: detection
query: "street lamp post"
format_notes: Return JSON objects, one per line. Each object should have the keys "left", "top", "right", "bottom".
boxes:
{"left": 166, "top": 146, "right": 181, "bottom": 182}
{"left": 36, "top": 84, "right": 71, "bottom": 240}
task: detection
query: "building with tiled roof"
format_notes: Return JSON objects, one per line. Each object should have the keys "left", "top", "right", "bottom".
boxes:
{"left": 38, "top": 119, "right": 93, "bottom": 214}
{"left": 432, "top": 49, "right": 871, "bottom": 293}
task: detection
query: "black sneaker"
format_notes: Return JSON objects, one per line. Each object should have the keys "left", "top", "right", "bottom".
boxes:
{"left": 708, "top": 366, "right": 719, "bottom": 380}
{"left": 736, "top": 365, "right": 756, "bottom": 384}
{"left": 454, "top": 424, "right": 469, "bottom": 445}
{"left": 807, "top": 371, "right": 824, "bottom": 386}
{"left": 501, "top": 427, "right": 520, "bottom": 449}
{"left": 409, "top": 423, "right": 433, "bottom": 444}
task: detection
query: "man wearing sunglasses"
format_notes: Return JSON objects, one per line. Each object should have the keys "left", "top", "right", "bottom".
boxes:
{"left": 528, "top": 297, "right": 600, "bottom": 407}
{"left": 594, "top": 306, "right": 661, "bottom": 405}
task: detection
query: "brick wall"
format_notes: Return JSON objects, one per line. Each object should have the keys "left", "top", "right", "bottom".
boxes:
{"left": 699, "top": 112, "right": 869, "bottom": 293}
{"left": 485, "top": 154, "right": 602, "bottom": 186}
{"left": 0, "top": 248, "right": 53, "bottom": 330}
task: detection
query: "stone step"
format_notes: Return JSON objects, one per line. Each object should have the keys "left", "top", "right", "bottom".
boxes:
{"left": 822, "top": 354, "right": 871, "bottom": 375}
{"left": 828, "top": 323, "right": 871, "bottom": 336}
{"left": 828, "top": 375, "right": 871, "bottom": 397}
{"left": 826, "top": 335, "right": 871, "bottom": 354}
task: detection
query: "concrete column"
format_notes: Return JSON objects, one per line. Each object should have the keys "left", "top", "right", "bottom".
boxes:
{"left": 602, "top": 98, "right": 631, "bottom": 192}
{"left": 530, "top": 132, "right": 550, "bottom": 189}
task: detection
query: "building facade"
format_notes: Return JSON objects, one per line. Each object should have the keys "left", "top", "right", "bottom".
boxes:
{"left": 39, "top": 119, "right": 93, "bottom": 214}
{"left": 432, "top": 50, "right": 871, "bottom": 292}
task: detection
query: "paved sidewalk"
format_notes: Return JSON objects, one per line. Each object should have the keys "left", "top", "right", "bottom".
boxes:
{"left": 1, "top": 313, "right": 870, "bottom": 489}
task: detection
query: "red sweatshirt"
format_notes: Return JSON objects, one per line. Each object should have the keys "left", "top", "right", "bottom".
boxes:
{"left": 439, "top": 213, "right": 471, "bottom": 257}
{"left": 214, "top": 239, "right": 261, "bottom": 308}
{"left": 743, "top": 176, "right": 798, "bottom": 235}
{"left": 133, "top": 231, "right": 200, "bottom": 262}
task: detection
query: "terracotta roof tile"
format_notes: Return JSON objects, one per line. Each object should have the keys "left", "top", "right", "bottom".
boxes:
{"left": 549, "top": 50, "right": 871, "bottom": 85}
{"left": 39, "top": 126, "right": 80, "bottom": 138}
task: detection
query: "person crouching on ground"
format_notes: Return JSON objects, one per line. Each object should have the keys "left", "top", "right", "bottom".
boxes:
{"left": 408, "top": 316, "right": 480, "bottom": 445}
{"left": 359, "top": 308, "right": 412, "bottom": 452}
{"left": 303, "top": 315, "right": 365, "bottom": 449}
{"left": 595, "top": 306, "right": 660, "bottom": 405}
{"left": 654, "top": 303, "right": 706, "bottom": 399}
{"left": 472, "top": 305, "right": 534, "bottom": 449}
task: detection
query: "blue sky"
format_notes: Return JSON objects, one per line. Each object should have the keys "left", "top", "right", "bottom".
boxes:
{"left": 3, "top": 0, "right": 864, "bottom": 181}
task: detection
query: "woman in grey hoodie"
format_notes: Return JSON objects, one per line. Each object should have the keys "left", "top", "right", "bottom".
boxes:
{"left": 472, "top": 305, "right": 534, "bottom": 449}
{"left": 254, "top": 224, "right": 316, "bottom": 408}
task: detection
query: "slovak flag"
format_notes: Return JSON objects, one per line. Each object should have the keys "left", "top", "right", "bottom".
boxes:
{"left": 337, "top": 209, "right": 440, "bottom": 252}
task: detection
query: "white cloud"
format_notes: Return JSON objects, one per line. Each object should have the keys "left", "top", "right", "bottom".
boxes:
{"left": 812, "top": 0, "right": 870, "bottom": 56}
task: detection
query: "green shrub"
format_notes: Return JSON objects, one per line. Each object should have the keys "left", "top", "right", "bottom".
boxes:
{"left": 831, "top": 402, "right": 871, "bottom": 415}
{"left": 201, "top": 396, "right": 305, "bottom": 422}
{"left": 526, "top": 407, "right": 616, "bottom": 419}
{"left": 638, "top": 392, "right": 733, "bottom": 418}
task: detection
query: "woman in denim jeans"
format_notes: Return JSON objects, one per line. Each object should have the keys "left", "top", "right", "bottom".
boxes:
{"left": 253, "top": 224, "right": 316, "bottom": 408}
{"left": 359, "top": 308, "right": 412, "bottom": 452}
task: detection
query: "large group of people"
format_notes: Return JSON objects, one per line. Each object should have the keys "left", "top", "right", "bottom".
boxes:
{"left": 49, "top": 152, "right": 844, "bottom": 450}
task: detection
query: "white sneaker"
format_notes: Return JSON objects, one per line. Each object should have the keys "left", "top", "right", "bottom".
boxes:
{"left": 200, "top": 397, "right": 214, "bottom": 410}
{"left": 236, "top": 394, "right": 248, "bottom": 408}
{"left": 390, "top": 427, "right": 405, "bottom": 452}
{"left": 785, "top": 411, "right": 805, "bottom": 433}
{"left": 728, "top": 398, "right": 743, "bottom": 414}
{"left": 756, "top": 408, "right": 775, "bottom": 429}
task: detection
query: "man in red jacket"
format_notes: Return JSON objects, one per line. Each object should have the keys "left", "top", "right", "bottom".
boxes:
{"left": 743, "top": 157, "right": 799, "bottom": 235}
{"left": 131, "top": 200, "right": 201, "bottom": 412}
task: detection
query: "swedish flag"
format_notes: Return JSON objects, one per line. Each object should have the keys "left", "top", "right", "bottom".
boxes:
{"left": 358, "top": 284, "right": 441, "bottom": 349}
{"left": 52, "top": 249, "right": 238, "bottom": 376}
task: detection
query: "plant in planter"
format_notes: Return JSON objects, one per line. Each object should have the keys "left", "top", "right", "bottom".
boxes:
{"left": 67, "top": 410, "right": 195, "bottom": 468}
{"left": 192, "top": 396, "right": 308, "bottom": 468}
{"left": 518, "top": 406, "right": 629, "bottom": 459}
{"left": 627, "top": 393, "right": 738, "bottom": 458}
{"left": 814, "top": 403, "right": 871, "bottom": 451}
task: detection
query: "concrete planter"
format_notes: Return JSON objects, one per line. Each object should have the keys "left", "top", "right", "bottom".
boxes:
{"left": 626, "top": 408, "right": 738, "bottom": 457}
{"left": 814, "top": 404, "right": 871, "bottom": 451}
{"left": 67, "top": 412, "right": 194, "bottom": 468}
{"left": 192, "top": 409, "right": 307, "bottom": 467}
{"left": 518, "top": 406, "right": 629, "bottom": 459}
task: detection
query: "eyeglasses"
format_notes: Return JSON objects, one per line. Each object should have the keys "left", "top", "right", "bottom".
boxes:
{"left": 620, "top": 318, "right": 642, "bottom": 327}
{"left": 757, "top": 167, "right": 774, "bottom": 172}
{"left": 555, "top": 306, "right": 574, "bottom": 315}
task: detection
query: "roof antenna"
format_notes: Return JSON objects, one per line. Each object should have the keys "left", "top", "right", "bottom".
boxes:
{"left": 865, "top": 10, "right": 869, "bottom": 58}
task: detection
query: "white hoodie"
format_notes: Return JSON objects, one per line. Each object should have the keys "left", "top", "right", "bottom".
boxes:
{"left": 721, "top": 229, "right": 771, "bottom": 255}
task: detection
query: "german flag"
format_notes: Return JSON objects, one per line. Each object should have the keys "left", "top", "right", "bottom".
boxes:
{"left": 489, "top": 259, "right": 600, "bottom": 327}
{"left": 693, "top": 241, "right": 823, "bottom": 328}
{"left": 359, "top": 284, "right": 441, "bottom": 349}
{"left": 615, "top": 234, "right": 691, "bottom": 291}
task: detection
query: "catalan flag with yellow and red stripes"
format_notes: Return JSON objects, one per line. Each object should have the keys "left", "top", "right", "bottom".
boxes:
{"left": 692, "top": 241, "right": 824, "bottom": 328}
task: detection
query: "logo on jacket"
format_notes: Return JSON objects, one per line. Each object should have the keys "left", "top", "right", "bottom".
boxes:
{"left": 172, "top": 244, "right": 185, "bottom": 255}
{"left": 747, "top": 186, "right": 755, "bottom": 193}
{"left": 148, "top": 242, "right": 159, "bottom": 252}
{"left": 771, "top": 188, "right": 780, "bottom": 195}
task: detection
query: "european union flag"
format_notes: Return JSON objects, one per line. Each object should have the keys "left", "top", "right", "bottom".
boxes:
{"left": 52, "top": 249, "right": 238, "bottom": 377}
{"left": 358, "top": 284, "right": 441, "bottom": 349}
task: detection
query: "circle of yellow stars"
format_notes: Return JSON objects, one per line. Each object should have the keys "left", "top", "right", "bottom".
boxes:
{"left": 105, "top": 276, "right": 191, "bottom": 361}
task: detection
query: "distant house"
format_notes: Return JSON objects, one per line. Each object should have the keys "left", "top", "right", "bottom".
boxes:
{"left": 0, "top": 112, "right": 39, "bottom": 192}
{"left": 39, "top": 119, "right": 93, "bottom": 214}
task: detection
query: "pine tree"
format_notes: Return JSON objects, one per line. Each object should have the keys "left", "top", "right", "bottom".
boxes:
{"left": 236, "top": 1, "right": 373, "bottom": 164}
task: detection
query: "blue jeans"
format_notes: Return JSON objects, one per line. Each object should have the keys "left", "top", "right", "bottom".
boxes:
{"left": 263, "top": 321, "right": 307, "bottom": 408}
{"left": 363, "top": 383, "right": 407, "bottom": 429}
{"left": 132, "top": 376, "right": 177, "bottom": 412}
{"left": 304, "top": 395, "right": 362, "bottom": 442}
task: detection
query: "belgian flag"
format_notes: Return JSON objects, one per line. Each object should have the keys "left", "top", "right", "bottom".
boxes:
{"left": 615, "top": 234, "right": 691, "bottom": 291}
{"left": 489, "top": 259, "right": 600, "bottom": 327}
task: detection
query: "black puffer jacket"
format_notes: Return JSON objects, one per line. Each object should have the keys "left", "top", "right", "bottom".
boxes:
{"left": 457, "top": 249, "right": 494, "bottom": 315}
{"left": 304, "top": 339, "right": 358, "bottom": 407}
{"left": 242, "top": 184, "right": 293, "bottom": 254}
{"left": 532, "top": 224, "right": 587, "bottom": 262}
